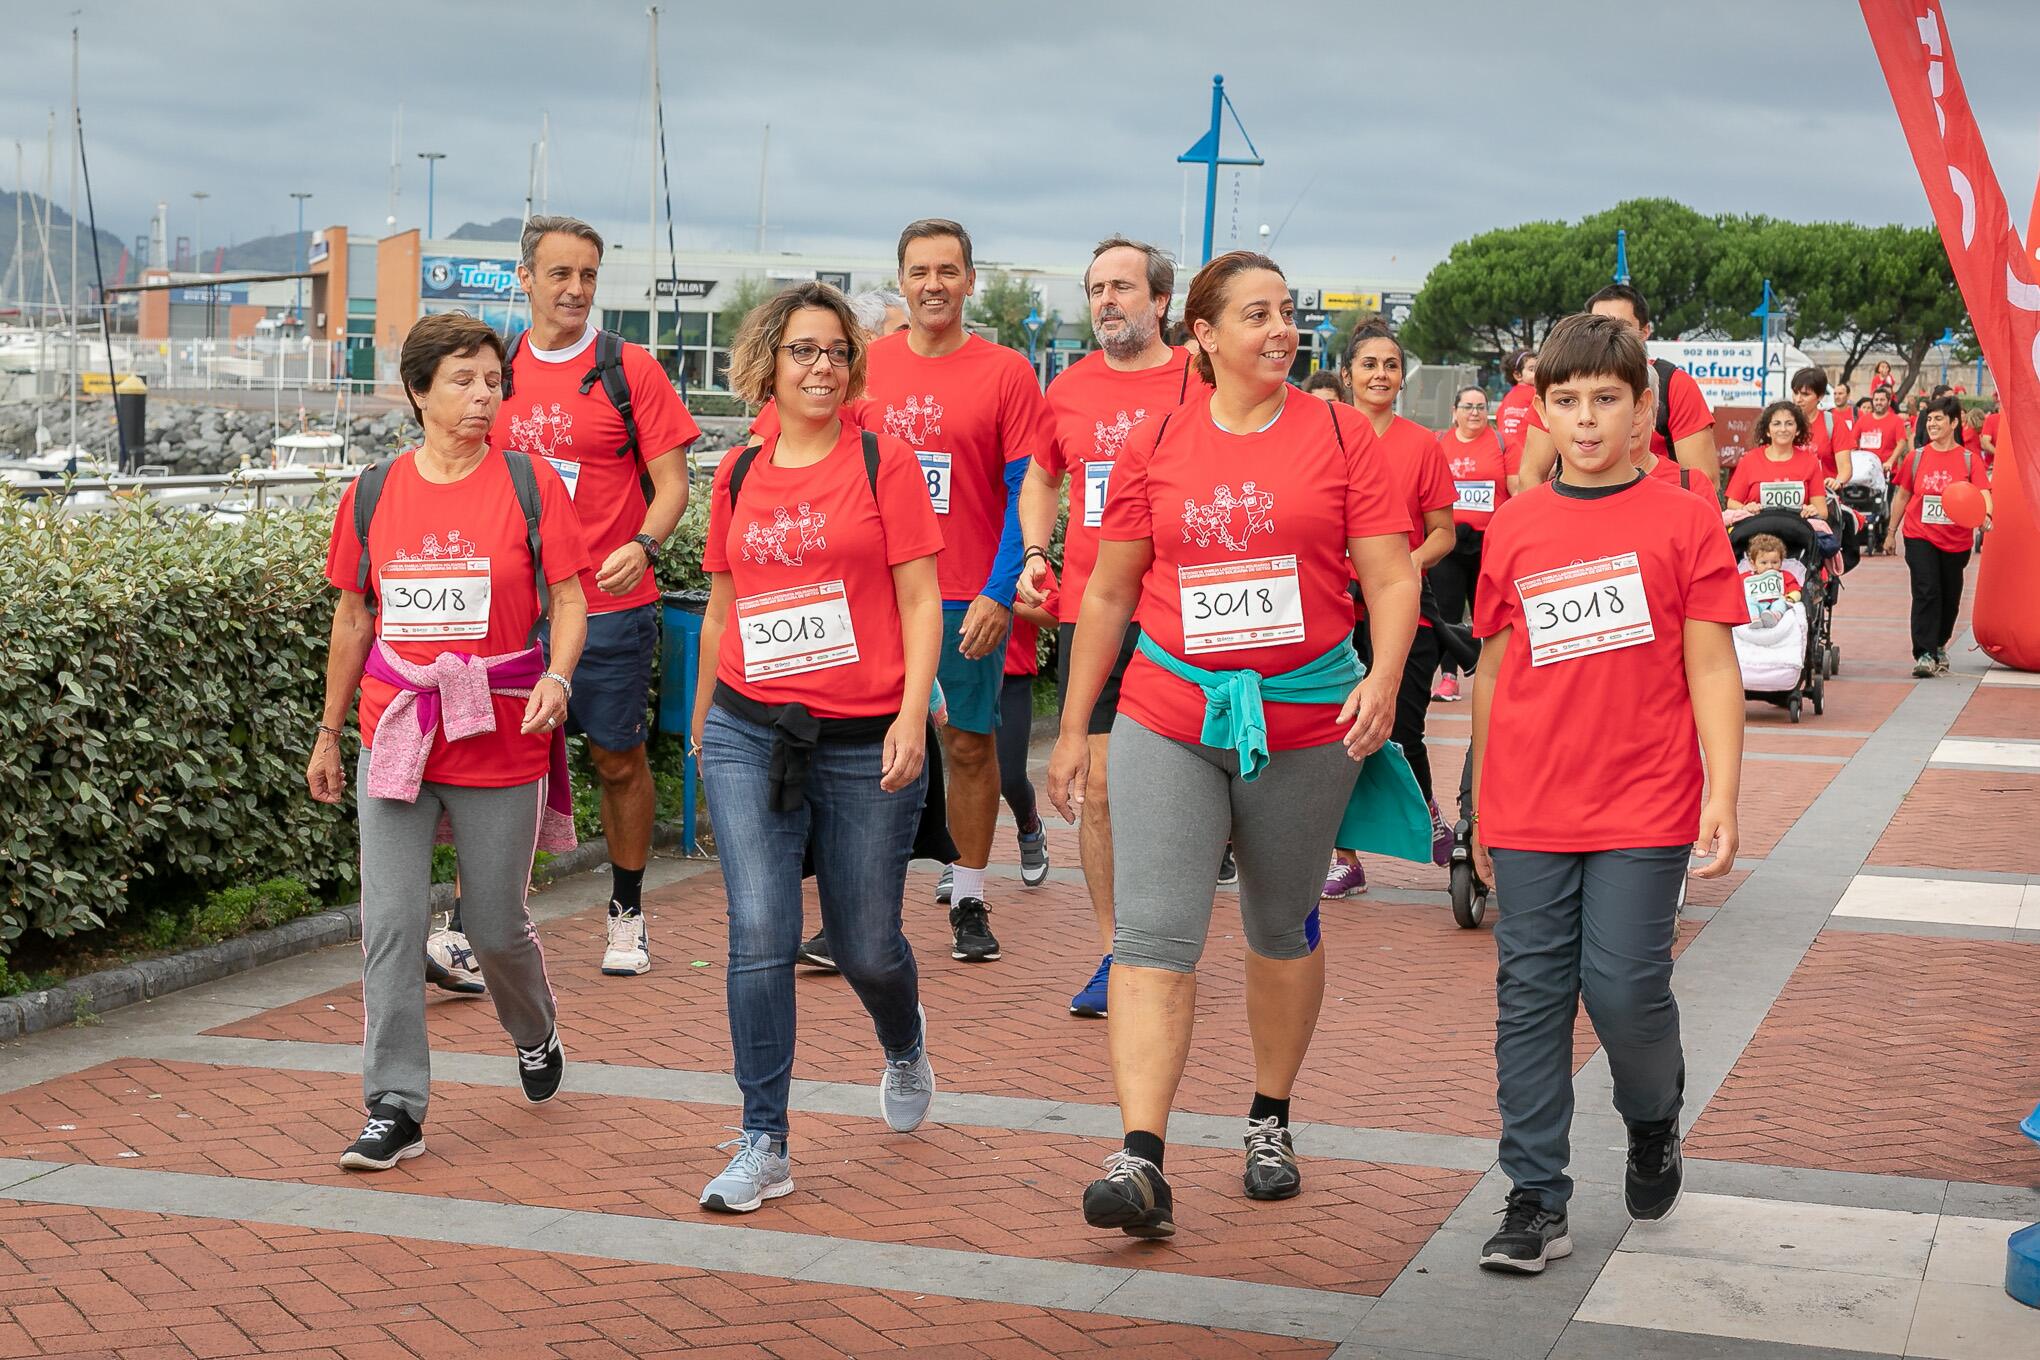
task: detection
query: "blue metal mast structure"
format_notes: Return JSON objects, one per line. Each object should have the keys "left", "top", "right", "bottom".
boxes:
{"left": 1178, "top": 75, "right": 1264, "bottom": 265}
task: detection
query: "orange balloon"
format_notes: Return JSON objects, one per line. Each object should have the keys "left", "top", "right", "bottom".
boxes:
{"left": 1942, "top": 481, "right": 1988, "bottom": 529}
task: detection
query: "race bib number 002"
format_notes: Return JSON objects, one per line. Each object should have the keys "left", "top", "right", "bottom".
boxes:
{"left": 1514, "top": 552, "right": 1655, "bottom": 667}
{"left": 1454, "top": 480, "right": 1496, "bottom": 514}
{"left": 1083, "top": 460, "right": 1114, "bottom": 528}
{"left": 1920, "top": 494, "right": 1951, "bottom": 526}
{"left": 918, "top": 451, "right": 952, "bottom": 514}
{"left": 736, "top": 580, "right": 859, "bottom": 682}
{"left": 1177, "top": 554, "right": 1305, "bottom": 655}
{"left": 378, "top": 557, "right": 492, "bottom": 641}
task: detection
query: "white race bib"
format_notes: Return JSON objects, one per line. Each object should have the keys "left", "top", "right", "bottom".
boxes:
{"left": 1759, "top": 481, "right": 1804, "bottom": 510}
{"left": 736, "top": 580, "right": 859, "bottom": 681}
{"left": 1454, "top": 480, "right": 1497, "bottom": 514}
{"left": 543, "top": 455, "right": 581, "bottom": 501}
{"left": 1858, "top": 430, "right": 1884, "bottom": 451}
{"left": 1177, "top": 555, "right": 1305, "bottom": 655}
{"left": 378, "top": 557, "right": 492, "bottom": 641}
{"left": 1515, "top": 552, "right": 1655, "bottom": 667}
{"left": 918, "top": 451, "right": 952, "bottom": 514}
{"left": 1920, "top": 494, "right": 1951, "bottom": 526}
{"left": 1743, "top": 569, "right": 1786, "bottom": 625}
{"left": 1083, "top": 459, "right": 1114, "bottom": 529}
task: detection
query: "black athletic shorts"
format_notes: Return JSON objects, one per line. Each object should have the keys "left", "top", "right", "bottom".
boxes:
{"left": 1056, "top": 621, "right": 1141, "bottom": 737}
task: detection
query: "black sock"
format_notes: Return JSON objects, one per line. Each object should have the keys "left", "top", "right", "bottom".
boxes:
{"left": 1123, "top": 1129, "right": 1165, "bottom": 1171}
{"left": 1248, "top": 1093, "right": 1290, "bottom": 1127}
{"left": 1017, "top": 812, "right": 1042, "bottom": 837}
{"left": 611, "top": 866, "right": 644, "bottom": 916}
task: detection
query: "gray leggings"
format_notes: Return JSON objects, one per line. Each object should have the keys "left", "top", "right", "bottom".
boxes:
{"left": 1108, "top": 716, "right": 1360, "bottom": 972}
{"left": 357, "top": 750, "right": 557, "bottom": 1121}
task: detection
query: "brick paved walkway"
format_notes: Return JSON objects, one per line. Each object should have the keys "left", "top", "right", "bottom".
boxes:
{"left": 2, "top": 552, "right": 2037, "bottom": 1359}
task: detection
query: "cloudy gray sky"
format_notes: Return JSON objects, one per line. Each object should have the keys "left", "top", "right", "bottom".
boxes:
{"left": 5, "top": 0, "right": 2038, "bottom": 284}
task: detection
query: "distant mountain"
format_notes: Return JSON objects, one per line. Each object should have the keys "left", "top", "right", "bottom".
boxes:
{"left": 448, "top": 217, "right": 523, "bottom": 243}
{"left": 219, "top": 230, "right": 314, "bottom": 273}
{"left": 0, "top": 191, "right": 128, "bottom": 308}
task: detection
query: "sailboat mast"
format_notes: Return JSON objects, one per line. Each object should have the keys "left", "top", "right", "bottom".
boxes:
{"left": 646, "top": 6, "right": 661, "bottom": 366}
{"left": 67, "top": 25, "right": 80, "bottom": 453}
{"left": 9, "top": 140, "right": 21, "bottom": 309}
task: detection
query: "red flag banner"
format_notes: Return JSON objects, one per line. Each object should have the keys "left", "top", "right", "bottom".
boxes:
{"left": 1861, "top": 1, "right": 2039, "bottom": 524}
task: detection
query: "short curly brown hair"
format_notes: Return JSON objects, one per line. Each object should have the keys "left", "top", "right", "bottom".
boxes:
{"left": 725, "top": 282, "right": 868, "bottom": 407}
{"left": 399, "top": 311, "right": 506, "bottom": 423}
{"left": 1757, "top": 399, "right": 1808, "bottom": 445}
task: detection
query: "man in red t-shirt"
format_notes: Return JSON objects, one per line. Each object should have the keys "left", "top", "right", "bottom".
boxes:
{"left": 491, "top": 215, "right": 701, "bottom": 978}
{"left": 1981, "top": 407, "right": 2000, "bottom": 465}
{"left": 1830, "top": 380, "right": 1856, "bottom": 446}
{"left": 1517, "top": 285, "right": 1720, "bottom": 490}
{"left": 1017, "top": 236, "right": 1197, "bottom": 1012}
{"left": 864, "top": 219, "right": 1055, "bottom": 965}
{"left": 1841, "top": 386, "right": 1909, "bottom": 477}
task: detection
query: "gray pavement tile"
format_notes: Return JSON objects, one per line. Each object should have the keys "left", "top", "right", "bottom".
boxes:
{"left": 0, "top": 1158, "right": 66, "bottom": 1192}
{"left": 1682, "top": 1159, "right": 1951, "bottom": 1216}
{"left": 1821, "top": 916, "right": 2034, "bottom": 943}
{"left": 23, "top": 1162, "right": 310, "bottom": 1220}
{"left": 262, "top": 1184, "right": 572, "bottom": 1246}
{"left": 1096, "top": 1271, "right": 1375, "bottom": 1342}
{"left": 1938, "top": 1180, "right": 2040, "bottom": 1222}
{"left": 1549, "top": 1320, "right": 1893, "bottom": 1359}
{"left": 528, "top": 1208, "right": 841, "bottom": 1276}
{"left": 1329, "top": 1344, "right": 1484, "bottom": 1360}
{"left": 794, "top": 1239, "right": 1130, "bottom": 1314}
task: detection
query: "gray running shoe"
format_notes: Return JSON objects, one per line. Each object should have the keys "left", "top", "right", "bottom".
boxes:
{"left": 699, "top": 1131, "right": 793, "bottom": 1213}
{"left": 1242, "top": 1115, "right": 1301, "bottom": 1200}
{"left": 1018, "top": 826, "right": 1050, "bottom": 887}
{"left": 935, "top": 864, "right": 954, "bottom": 904}
{"left": 879, "top": 1007, "right": 936, "bottom": 1132}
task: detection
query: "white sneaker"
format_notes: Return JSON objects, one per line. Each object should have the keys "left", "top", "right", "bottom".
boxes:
{"left": 426, "top": 928, "right": 486, "bottom": 993}
{"left": 601, "top": 906, "right": 650, "bottom": 976}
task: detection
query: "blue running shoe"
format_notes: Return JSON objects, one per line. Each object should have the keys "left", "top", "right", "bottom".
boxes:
{"left": 1070, "top": 954, "right": 1111, "bottom": 1018}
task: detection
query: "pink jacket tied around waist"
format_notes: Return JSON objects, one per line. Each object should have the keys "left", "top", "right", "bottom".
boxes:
{"left": 362, "top": 640, "right": 576, "bottom": 853}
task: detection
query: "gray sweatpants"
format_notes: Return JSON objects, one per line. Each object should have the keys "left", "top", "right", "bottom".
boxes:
{"left": 1491, "top": 845, "right": 1690, "bottom": 1210}
{"left": 357, "top": 750, "right": 557, "bottom": 1121}
{"left": 1108, "top": 715, "right": 1359, "bottom": 972}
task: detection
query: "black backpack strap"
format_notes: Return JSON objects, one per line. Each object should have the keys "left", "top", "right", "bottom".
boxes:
{"left": 1327, "top": 398, "right": 1345, "bottom": 451}
{"left": 1678, "top": 467, "right": 1693, "bottom": 492}
{"left": 726, "top": 442, "right": 767, "bottom": 511}
{"left": 1652, "top": 358, "right": 1677, "bottom": 453}
{"left": 351, "top": 457, "right": 399, "bottom": 606}
{"left": 581, "top": 331, "right": 641, "bottom": 461}
{"left": 860, "top": 429, "right": 881, "bottom": 497}
{"left": 1152, "top": 409, "right": 1176, "bottom": 453}
{"left": 501, "top": 330, "right": 524, "bottom": 400}
{"left": 1178, "top": 351, "right": 1194, "bottom": 401}
{"left": 500, "top": 450, "right": 549, "bottom": 642}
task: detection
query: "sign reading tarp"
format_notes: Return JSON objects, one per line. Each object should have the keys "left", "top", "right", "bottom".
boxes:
{"left": 422, "top": 256, "right": 523, "bottom": 302}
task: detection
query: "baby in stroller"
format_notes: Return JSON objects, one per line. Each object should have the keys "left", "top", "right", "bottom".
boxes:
{"left": 1729, "top": 515, "right": 1834, "bottom": 720}
{"left": 1835, "top": 445, "right": 1890, "bottom": 552}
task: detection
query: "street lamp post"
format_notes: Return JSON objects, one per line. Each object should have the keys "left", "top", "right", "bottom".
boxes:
{"left": 1315, "top": 316, "right": 1336, "bottom": 373}
{"left": 190, "top": 190, "right": 208, "bottom": 274}
{"left": 1023, "top": 306, "right": 1043, "bottom": 380}
{"left": 289, "top": 190, "right": 313, "bottom": 328}
{"left": 416, "top": 152, "right": 445, "bottom": 238}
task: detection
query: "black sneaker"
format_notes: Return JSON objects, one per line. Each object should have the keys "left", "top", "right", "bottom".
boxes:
{"left": 1216, "top": 846, "right": 1239, "bottom": 887}
{"left": 338, "top": 1102, "right": 423, "bottom": 1172}
{"left": 1625, "top": 1120, "right": 1684, "bottom": 1222}
{"left": 1242, "top": 1116, "right": 1300, "bottom": 1200}
{"left": 1478, "top": 1189, "right": 1572, "bottom": 1274}
{"left": 516, "top": 1029, "right": 565, "bottom": 1104}
{"left": 1082, "top": 1150, "right": 1175, "bottom": 1239}
{"left": 949, "top": 898, "right": 1001, "bottom": 961}
{"left": 796, "top": 930, "right": 838, "bottom": 971}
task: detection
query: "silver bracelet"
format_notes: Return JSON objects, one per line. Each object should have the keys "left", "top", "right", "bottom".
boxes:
{"left": 540, "top": 670, "right": 573, "bottom": 699}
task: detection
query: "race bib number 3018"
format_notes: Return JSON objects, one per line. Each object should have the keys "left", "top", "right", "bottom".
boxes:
{"left": 1514, "top": 552, "right": 1655, "bottom": 667}
{"left": 736, "top": 580, "right": 859, "bottom": 681}
{"left": 918, "top": 451, "right": 953, "bottom": 514}
{"left": 1177, "top": 555, "right": 1305, "bottom": 655}
{"left": 378, "top": 557, "right": 492, "bottom": 640}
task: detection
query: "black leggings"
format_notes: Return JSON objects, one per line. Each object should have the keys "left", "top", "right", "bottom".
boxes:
{"left": 1903, "top": 538, "right": 1971, "bottom": 656}
{"left": 997, "top": 672, "right": 1040, "bottom": 832}
{"left": 1429, "top": 528, "right": 1484, "bottom": 676}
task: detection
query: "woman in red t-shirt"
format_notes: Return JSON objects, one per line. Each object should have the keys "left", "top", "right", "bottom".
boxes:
{"left": 1724, "top": 402, "right": 1829, "bottom": 520}
{"left": 1431, "top": 384, "right": 1509, "bottom": 704}
{"left": 689, "top": 283, "right": 945, "bottom": 1214}
{"left": 1495, "top": 349, "right": 1538, "bottom": 492}
{"left": 1886, "top": 393, "right": 1993, "bottom": 675}
{"left": 310, "top": 312, "right": 592, "bottom": 1173}
{"left": 1045, "top": 252, "right": 1418, "bottom": 1238}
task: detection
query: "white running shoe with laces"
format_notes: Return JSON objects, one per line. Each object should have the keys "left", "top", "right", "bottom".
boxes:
{"left": 602, "top": 906, "right": 650, "bottom": 976}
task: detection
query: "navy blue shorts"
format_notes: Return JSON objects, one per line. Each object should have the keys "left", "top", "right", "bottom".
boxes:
{"left": 938, "top": 605, "right": 1008, "bottom": 735}
{"left": 545, "top": 602, "right": 656, "bottom": 752}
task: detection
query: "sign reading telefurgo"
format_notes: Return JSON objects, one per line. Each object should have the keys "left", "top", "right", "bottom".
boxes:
{"left": 421, "top": 256, "right": 523, "bottom": 303}
{"left": 1647, "top": 341, "right": 1812, "bottom": 409}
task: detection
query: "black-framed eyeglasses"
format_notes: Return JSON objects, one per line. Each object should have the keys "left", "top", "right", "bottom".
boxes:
{"left": 781, "top": 341, "right": 852, "bottom": 367}
{"left": 1455, "top": 402, "right": 1488, "bottom": 410}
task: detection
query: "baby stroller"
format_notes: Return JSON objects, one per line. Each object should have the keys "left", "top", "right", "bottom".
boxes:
{"left": 1834, "top": 448, "right": 1890, "bottom": 553}
{"left": 1728, "top": 510, "right": 1836, "bottom": 723}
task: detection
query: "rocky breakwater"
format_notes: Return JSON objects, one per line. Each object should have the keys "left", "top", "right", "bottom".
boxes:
{"left": 0, "top": 399, "right": 418, "bottom": 473}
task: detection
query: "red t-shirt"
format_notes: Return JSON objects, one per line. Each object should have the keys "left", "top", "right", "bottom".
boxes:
{"left": 1040, "top": 348, "right": 1200, "bottom": 619}
{"left": 1793, "top": 418, "right": 1837, "bottom": 483}
{"left": 1844, "top": 411, "right": 1908, "bottom": 463}
{"left": 703, "top": 425, "right": 943, "bottom": 719}
{"left": 325, "top": 451, "right": 591, "bottom": 787}
{"left": 1726, "top": 448, "right": 1826, "bottom": 513}
{"left": 490, "top": 329, "right": 700, "bottom": 616}
{"left": 1495, "top": 382, "right": 1537, "bottom": 475}
{"left": 1354, "top": 414, "right": 1457, "bottom": 626}
{"left": 1960, "top": 422, "right": 1983, "bottom": 456}
{"left": 1828, "top": 406, "right": 1855, "bottom": 448}
{"left": 1100, "top": 388, "right": 1409, "bottom": 751}
{"left": 1472, "top": 477, "right": 1747, "bottom": 851}
{"left": 1645, "top": 456, "right": 1721, "bottom": 502}
{"left": 860, "top": 331, "right": 1054, "bottom": 603}
{"left": 1891, "top": 443, "right": 1990, "bottom": 553}
{"left": 1442, "top": 426, "right": 1511, "bottom": 530}
{"left": 1982, "top": 410, "right": 2000, "bottom": 448}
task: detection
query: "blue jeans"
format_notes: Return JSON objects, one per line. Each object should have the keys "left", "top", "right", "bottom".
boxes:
{"left": 701, "top": 703, "right": 926, "bottom": 1140}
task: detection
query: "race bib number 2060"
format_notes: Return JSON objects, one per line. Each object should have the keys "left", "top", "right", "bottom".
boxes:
{"left": 1514, "top": 552, "right": 1654, "bottom": 667}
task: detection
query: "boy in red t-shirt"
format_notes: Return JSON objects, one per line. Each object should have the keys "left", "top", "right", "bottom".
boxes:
{"left": 1468, "top": 314, "right": 1746, "bottom": 1275}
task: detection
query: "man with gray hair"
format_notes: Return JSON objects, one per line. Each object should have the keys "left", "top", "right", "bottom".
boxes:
{"left": 487, "top": 213, "right": 699, "bottom": 977}
{"left": 1016, "top": 235, "right": 1197, "bottom": 1019}
{"left": 847, "top": 289, "right": 909, "bottom": 339}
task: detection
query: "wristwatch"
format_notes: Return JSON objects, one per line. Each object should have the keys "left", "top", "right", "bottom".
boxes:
{"left": 632, "top": 533, "right": 662, "bottom": 565}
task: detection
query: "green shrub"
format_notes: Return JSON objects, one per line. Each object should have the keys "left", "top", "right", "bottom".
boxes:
{"left": 187, "top": 876, "right": 319, "bottom": 945}
{"left": 0, "top": 495, "right": 355, "bottom": 961}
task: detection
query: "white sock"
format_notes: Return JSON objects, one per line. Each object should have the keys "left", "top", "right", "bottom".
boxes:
{"left": 950, "top": 864, "right": 987, "bottom": 904}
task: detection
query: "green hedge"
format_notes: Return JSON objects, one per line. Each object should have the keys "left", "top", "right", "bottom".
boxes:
{"left": 0, "top": 496, "right": 354, "bottom": 961}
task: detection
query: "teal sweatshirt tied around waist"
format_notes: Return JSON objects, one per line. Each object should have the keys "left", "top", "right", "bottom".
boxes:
{"left": 1134, "top": 631, "right": 1434, "bottom": 863}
